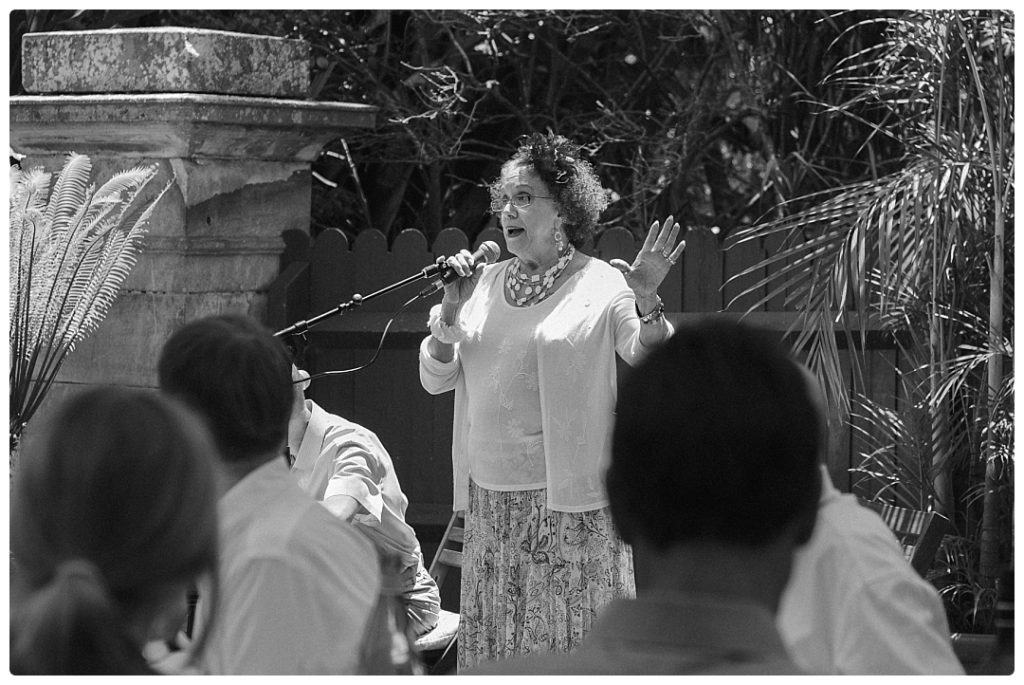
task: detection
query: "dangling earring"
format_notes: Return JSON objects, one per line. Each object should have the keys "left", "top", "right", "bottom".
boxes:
{"left": 555, "top": 230, "right": 565, "bottom": 254}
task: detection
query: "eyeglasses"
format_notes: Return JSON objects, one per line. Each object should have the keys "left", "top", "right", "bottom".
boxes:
{"left": 490, "top": 191, "right": 553, "bottom": 213}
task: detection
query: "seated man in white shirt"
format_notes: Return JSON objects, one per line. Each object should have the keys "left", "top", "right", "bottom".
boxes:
{"left": 776, "top": 368, "right": 964, "bottom": 675}
{"left": 287, "top": 364, "right": 441, "bottom": 636}
{"left": 158, "top": 314, "right": 381, "bottom": 675}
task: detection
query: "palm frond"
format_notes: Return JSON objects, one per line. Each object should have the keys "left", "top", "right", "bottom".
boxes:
{"left": 725, "top": 11, "right": 1011, "bottom": 564}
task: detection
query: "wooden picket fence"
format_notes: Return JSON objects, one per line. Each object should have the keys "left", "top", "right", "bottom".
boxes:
{"left": 268, "top": 226, "right": 900, "bottom": 529}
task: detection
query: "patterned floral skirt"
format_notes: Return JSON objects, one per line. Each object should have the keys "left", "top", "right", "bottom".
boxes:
{"left": 457, "top": 480, "right": 635, "bottom": 671}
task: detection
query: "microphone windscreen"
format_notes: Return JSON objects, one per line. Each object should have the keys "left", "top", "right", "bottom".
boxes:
{"left": 479, "top": 240, "right": 501, "bottom": 265}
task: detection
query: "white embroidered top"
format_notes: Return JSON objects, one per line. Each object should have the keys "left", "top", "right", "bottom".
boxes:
{"left": 419, "top": 256, "right": 667, "bottom": 512}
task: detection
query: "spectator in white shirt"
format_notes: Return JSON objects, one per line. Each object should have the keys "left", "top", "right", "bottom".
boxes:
{"left": 158, "top": 314, "right": 381, "bottom": 674}
{"left": 287, "top": 364, "right": 441, "bottom": 637}
{"left": 776, "top": 369, "right": 964, "bottom": 674}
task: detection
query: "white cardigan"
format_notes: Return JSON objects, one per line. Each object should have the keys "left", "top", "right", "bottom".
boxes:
{"left": 419, "top": 256, "right": 666, "bottom": 512}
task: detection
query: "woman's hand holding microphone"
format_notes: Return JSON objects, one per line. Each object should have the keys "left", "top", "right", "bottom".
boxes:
{"left": 428, "top": 247, "right": 491, "bottom": 362}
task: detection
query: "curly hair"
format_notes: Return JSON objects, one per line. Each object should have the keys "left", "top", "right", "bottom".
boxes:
{"left": 491, "top": 133, "right": 609, "bottom": 248}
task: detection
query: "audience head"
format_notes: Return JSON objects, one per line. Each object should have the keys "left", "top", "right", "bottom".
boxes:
{"left": 10, "top": 387, "right": 219, "bottom": 674}
{"left": 158, "top": 314, "right": 292, "bottom": 464}
{"left": 608, "top": 319, "right": 821, "bottom": 552}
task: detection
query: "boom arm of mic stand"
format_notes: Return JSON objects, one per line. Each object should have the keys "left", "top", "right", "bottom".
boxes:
{"left": 274, "top": 260, "right": 447, "bottom": 338}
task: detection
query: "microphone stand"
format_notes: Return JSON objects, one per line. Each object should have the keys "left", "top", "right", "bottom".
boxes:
{"left": 274, "top": 257, "right": 447, "bottom": 338}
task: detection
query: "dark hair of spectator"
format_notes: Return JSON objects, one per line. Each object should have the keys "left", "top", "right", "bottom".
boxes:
{"left": 607, "top": 319, "right": 822, "bottom": 550}
{"left": 491, "top": 132, "right": 609, "bottom": 248}
{"left": 9, "top": 387, "right": 220, "bottom": 674}
{"left": 158, "top": 314, "right": 293, "bottom": 463}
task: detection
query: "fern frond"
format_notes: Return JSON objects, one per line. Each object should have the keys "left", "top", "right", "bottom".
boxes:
{"left": 94, "top": 168, "right": 164, "bottom": 244}
{"left": 10, "top": 169, "right": 51, "bottom": 285}
{"left": 43, "top": 153, "right": 92, "bottom": 243}
{"left": 9, "top": 167, "right": 50, "bottom": 220}
{"left": 92, "top": 164, "right": 159, "bottom": 203}
{"left": 67, "top": 236, "right": 144, "bottom": 344}
{"left": 56, "top": 177, "right": 166, "bottom": 347}
{"left": 9, "top": 154, "right": 164, "bottom": 442}
{"left": 65, "top": 183, "right": 167, "bottom": 342}
{"left": 83, "top": 165, "right": 158, "bottom": 240}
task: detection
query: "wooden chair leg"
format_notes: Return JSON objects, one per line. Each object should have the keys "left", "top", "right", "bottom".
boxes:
{"left": 185, "top": 588, "right": 199, "bottom": 638}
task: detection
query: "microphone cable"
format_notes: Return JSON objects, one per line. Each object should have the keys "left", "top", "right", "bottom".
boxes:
{"left": 297, "top": 287, "right": 437, "bottom": 384}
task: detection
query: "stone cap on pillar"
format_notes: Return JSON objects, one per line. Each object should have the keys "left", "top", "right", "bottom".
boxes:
{"left": 13, "top": 27, "right": 377, "bottom": 162}
{"left": 22, "top": 27, "right": 311, "bottom": 97}
{"left": 11, "top": 93, "right": 376, "bottom": 162}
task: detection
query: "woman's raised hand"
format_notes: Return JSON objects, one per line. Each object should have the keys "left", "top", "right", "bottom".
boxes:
{"left": 609, "top": 215, "right": 685, "bottom": 298}
{"left": 441, "top": 248, "right": 485, "bottom": 305}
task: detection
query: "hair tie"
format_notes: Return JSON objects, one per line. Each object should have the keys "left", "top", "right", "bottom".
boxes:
{"left": 428, "top": 304, "right": 466, "bottom": 345}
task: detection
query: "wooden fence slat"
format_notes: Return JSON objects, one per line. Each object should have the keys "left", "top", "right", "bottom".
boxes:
{"left": 723, "top": 237, "right": 765, "bottom": 313}
{"left": 593, "top": 226, "right": 636, "bottom": 263}
{"left": 432, "top": 227, "right": 471, "bottom": 262}
{"left": 835, "top": 350, "right": 854, "bottom": 492}
{"left": 391, "top": 228, "right": 434, "bottom": 313}
{"left": 310, "top": 228, "right": 352, "bottom": 312}
{"left": 660, "top": 259, "right": 683, "bottom": 313}
{"left": 351, "top": 229, "right": 391, "bottom": 312}
{"left": 763, "top": 231, "right": 789, "bottom": 311}
{"left": 683, "top": 228, "right": 723, "bottom": 312}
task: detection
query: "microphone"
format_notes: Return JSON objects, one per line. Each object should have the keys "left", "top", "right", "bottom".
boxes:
{"left": 425, "top": 240, "right": 501, "bottom": 284}
{"left": 420, "top": 240, "right": 501, "bottom": 296}
{"left": 276, "top": 240, "right": 502, "bottom": 337}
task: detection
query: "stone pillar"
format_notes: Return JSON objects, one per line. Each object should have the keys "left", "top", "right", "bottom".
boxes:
{"left": 10, "top": 27, "right": 375, "bottom": 426}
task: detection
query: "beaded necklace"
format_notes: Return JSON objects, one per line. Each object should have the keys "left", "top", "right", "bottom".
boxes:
{"left": 506, "top": 245, "right": 576, "bottom": 306}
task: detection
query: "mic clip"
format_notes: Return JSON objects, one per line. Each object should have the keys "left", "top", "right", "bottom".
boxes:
{"left": 420, "top": 256, "right": 448, "bottom": 281}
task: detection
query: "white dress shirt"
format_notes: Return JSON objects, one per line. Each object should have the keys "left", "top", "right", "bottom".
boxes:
{"left": 198, "top": 458, "right": 381, "bottom": 674}
{"left": 291, "top": 400, "right": 440, "bottom": 634}
{"left": 777, "top": 466, "right": 964, "bottom": 674}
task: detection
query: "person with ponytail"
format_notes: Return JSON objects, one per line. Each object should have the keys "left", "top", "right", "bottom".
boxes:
{"left": 9, "top": 387, "right": 220, "bottom": 675}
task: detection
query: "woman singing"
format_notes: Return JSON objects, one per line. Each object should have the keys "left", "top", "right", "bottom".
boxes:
{"left": 418, "top": 133, "right": 684, "bottom": 670}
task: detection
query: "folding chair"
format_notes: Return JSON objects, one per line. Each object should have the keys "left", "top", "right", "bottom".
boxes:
{"left": 861, "top": 499, "right": 951, "bottom": 577}
{"left": 414, "top": 510, "right": 465, "bottom": 675}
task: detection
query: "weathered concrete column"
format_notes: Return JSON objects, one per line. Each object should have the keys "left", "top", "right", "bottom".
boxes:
{"left": 10, "top": 27, "right": 375, "bottom": 424}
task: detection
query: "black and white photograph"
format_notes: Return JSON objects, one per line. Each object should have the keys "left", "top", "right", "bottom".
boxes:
{"left": 7, "top": 7, "right": 1014, "bottom": 677}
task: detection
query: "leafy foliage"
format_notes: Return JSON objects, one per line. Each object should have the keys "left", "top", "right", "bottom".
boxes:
{"left": 9, "top": 154, "right": 168, "bottom": 449}
{"left": 723, "top": 10, "right": 1013, "bottom": 603}
{"left": 289, "top": 9, "right": 900, "bottom": 242}
{"left": 726, "top": 11, "right": 1013, "bottom": 418}
{"left": 934, "top": 535, "right": 999, "bottom": 633}
{"left": 13, "top": 9, "right": 899, "bottom": 246}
